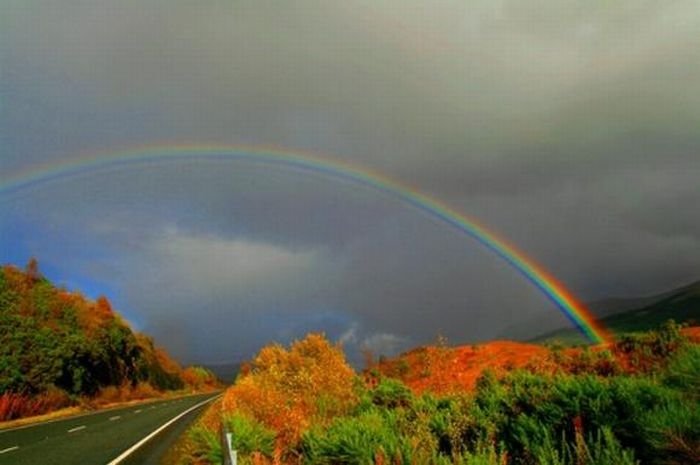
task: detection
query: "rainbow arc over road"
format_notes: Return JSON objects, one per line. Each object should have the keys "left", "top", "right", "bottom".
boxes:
{"left": 0, "top": 144, "right": 610, "bottom": 343}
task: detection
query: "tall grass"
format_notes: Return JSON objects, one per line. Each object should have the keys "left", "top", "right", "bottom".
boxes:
{"left": 0, "top": 389, "right": 72, "bottom": 421}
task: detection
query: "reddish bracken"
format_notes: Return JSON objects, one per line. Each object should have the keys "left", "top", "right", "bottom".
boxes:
{"left": 0, "top": 390, "right": 72, "bottom": 422}
{"left": 373, "top": 340, "right": 550, "bottom": 394}
{"left": 373, "top": 326, "right": 699, "bottom": 395}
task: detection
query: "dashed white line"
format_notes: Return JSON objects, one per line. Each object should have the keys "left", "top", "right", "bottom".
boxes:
{"left": 109, "top": 416, "right": 121, "bottom": 421}
{"left": 0, "top": 446, "right": 19, "bottom": 454}
{"left": 68, "top": 425, "right": 86, "bottom": 433}
{"left": 134, "top": 409, "right": 142, "bottom": 414}
{"left": 107, "top": 396, "right": 220, "bottom": 465}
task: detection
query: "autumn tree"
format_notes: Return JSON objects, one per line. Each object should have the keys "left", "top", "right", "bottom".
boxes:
{"left": 222, "top": 333, "right": 358, "bottom": 455}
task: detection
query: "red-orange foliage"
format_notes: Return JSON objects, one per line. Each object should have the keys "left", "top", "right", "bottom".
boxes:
{"left": 222, "top": 333, "right": 357, "bottom": 452}
{"left": 181, "top": 367, "right": 219, "bottom": 390}
{"left": 95, "top": 296, "right": 113, "bottom": 317}
{"left": 154, "top": 347, "right": 183, "bottom": 376}
{"left": 0, "top": 390, "right": 72, "bottom": 422}
{"left": 374, "top": 340, "right": 551, "bottom": 394}
{"left": 374, "top": 326, "right": 700, "bottom": 395}
{"left": 683, "top": 326, "right": 700, "bottom": 342}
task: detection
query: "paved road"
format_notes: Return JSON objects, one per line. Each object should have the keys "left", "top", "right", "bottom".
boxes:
{"left": 0, "top": 392, "right": 219, "bottom": 465}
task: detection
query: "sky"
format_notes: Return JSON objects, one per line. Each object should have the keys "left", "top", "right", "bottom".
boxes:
{"left": 1, "top": 1, "right": 699, "bottom": 364}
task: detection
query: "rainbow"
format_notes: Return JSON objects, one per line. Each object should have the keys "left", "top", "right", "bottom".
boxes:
{"left": 0, "top": 144, "right": 610, "bottom": 343}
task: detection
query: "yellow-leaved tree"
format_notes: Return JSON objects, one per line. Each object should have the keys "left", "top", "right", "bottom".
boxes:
{"left": 222, "top": 333, "right": 357, "bottom": 456}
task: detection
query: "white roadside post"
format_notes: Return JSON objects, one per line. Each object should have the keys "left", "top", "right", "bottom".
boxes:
{"left": 226, "top": 431, "right": 237, "bottom": 465}
{"left": 220, "top": 397, "right": 236, "bottom": 465}
{"left": 221, "top": 424, "right": 237, "bottom": 465}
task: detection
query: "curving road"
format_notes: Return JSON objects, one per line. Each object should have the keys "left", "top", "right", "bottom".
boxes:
{"left": 0, "top": 392, "right": 219, "bottom": 465}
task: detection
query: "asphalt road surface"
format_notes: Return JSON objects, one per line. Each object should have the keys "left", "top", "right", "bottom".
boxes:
{"left": 0, "top": 392, "right": 219, "bottom": 465}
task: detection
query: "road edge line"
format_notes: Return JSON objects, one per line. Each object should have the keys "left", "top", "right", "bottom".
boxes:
{"left": 106, "top": 394, "right": 220, "bottom": 465}
{"left": 0, "top": 393, "right": 208, "bottom": 434}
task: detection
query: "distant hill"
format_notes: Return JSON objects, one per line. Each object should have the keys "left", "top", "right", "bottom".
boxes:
{"left": 587, "top": 281, "right": 699, "bottom": 318}
{"left": 535, "top": 279, "right": 700, "bottom": 343}
{"left": 201, "top": 361, "right": 241, "bottom": 384}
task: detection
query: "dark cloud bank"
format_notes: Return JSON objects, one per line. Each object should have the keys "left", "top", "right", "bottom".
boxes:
{"left": 1, "top": 1, "right": 699, "bottom": 363}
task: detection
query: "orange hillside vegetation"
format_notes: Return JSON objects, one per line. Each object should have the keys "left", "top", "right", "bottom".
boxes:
{"left": 374, "top": 324, "right": 700, "bottom": 395}
{"left": 373, "top": 340, "right": 550, "bottom": 395}
{"left": 682, "top": 326, "right": 700, "bottom": 342}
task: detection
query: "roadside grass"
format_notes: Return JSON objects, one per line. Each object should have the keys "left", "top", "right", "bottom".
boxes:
{"left": 161, "top": 398, "right": 223, "bottom": 465}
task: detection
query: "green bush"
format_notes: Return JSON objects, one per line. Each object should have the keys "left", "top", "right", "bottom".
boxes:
{"left": 370, "top": 378, "right": 413, "bottom": 408}
{"left": 225, "top": 413, "right": 275, "bottom": 458}
{"left": 429, "top": 444, "right": 507, "bottom": 465}
{"left": 188, "top": 426, "right": 223, "bottom": 464}
{"left": 469, "top": 369, "right": 682, "bottom": 463}
{"left": 407, "top": 394, "right": 474, "bottom": 456}
{"left": 642, "top": 401, "right": 700, "bottom": 464}
{"left": 663, "top": 344, "right": 700, "bottom": 397}
{"left": 301, "top": 409, "right": 412, "bottom": 464}
{"left": 532, "top": 427, "right": 637, "bottom": 465}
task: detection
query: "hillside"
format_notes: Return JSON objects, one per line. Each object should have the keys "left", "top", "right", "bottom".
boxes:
{"left": 370, "top": 324, "right": 700, "bottom": 395}
{"left": 0, "top": 260, "right": 217, "bottom": 421}
{"left": 535, "top": 279, "right": 700, "bottom": 343}
{"left": 371, "top": 340, "right": 549, "bottom": 394}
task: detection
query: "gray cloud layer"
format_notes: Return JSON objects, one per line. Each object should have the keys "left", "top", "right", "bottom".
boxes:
{"left": 2, "top": 1, "right": 699, "bottom": 362}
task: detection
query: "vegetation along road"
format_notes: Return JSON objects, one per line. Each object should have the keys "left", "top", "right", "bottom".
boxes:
{"left": 0, "top": 392, "right": 219, "bottom": 465}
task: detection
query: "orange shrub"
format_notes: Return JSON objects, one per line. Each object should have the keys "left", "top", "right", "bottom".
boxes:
{"left": 182, "top": 366, "right": 219, "bottom": 390}
{"left": 91, "top": 381, "right": 161, "bottom": 406}
{"left": 130, "top": 382, "right": 159, "bottom": 400}
{"left": 222, "top": 333, "right": 357, "bottom": 452}
{"left": 94, "top": 385, "right": 123, "bottom": 404}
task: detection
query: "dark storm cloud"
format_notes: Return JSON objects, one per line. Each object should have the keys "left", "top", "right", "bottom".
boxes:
{"left": 2, "top": 1, "right": 699, "bottom": 362}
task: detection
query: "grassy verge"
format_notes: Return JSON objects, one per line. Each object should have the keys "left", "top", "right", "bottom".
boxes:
{"left": 161, "top": 398, "right": 223, "bottom": 465}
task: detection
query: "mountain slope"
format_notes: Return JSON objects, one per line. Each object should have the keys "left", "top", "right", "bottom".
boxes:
{"left": 536, "top": 279, "right": 700, "bottom": 343}
{"left": 601, "top": 280, "right": 700, "bottom": 331}
{"left": 589, "top": 280, "right": 700, "bottom": 318}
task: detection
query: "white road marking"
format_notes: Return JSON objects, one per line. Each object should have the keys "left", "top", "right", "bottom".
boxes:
{"left": 0, "top": 446, "right": 19, "bottom": 454}
{"left": 134, "top": 409, "right": 142, "bottom": 413}
{"left": 68, "top": 425, "right": 86, "bottom": 433}
{"left": 106, "top": 395, "right": 220, "bottom": 465}
{"left": 0, "top": 395, "right": 204, "bottom": 435}
{"left": 0, "top": 408, "right": 102, "bottom": 434}
{"left": 109, "top": 416, "right": 121, "bottom": 421}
